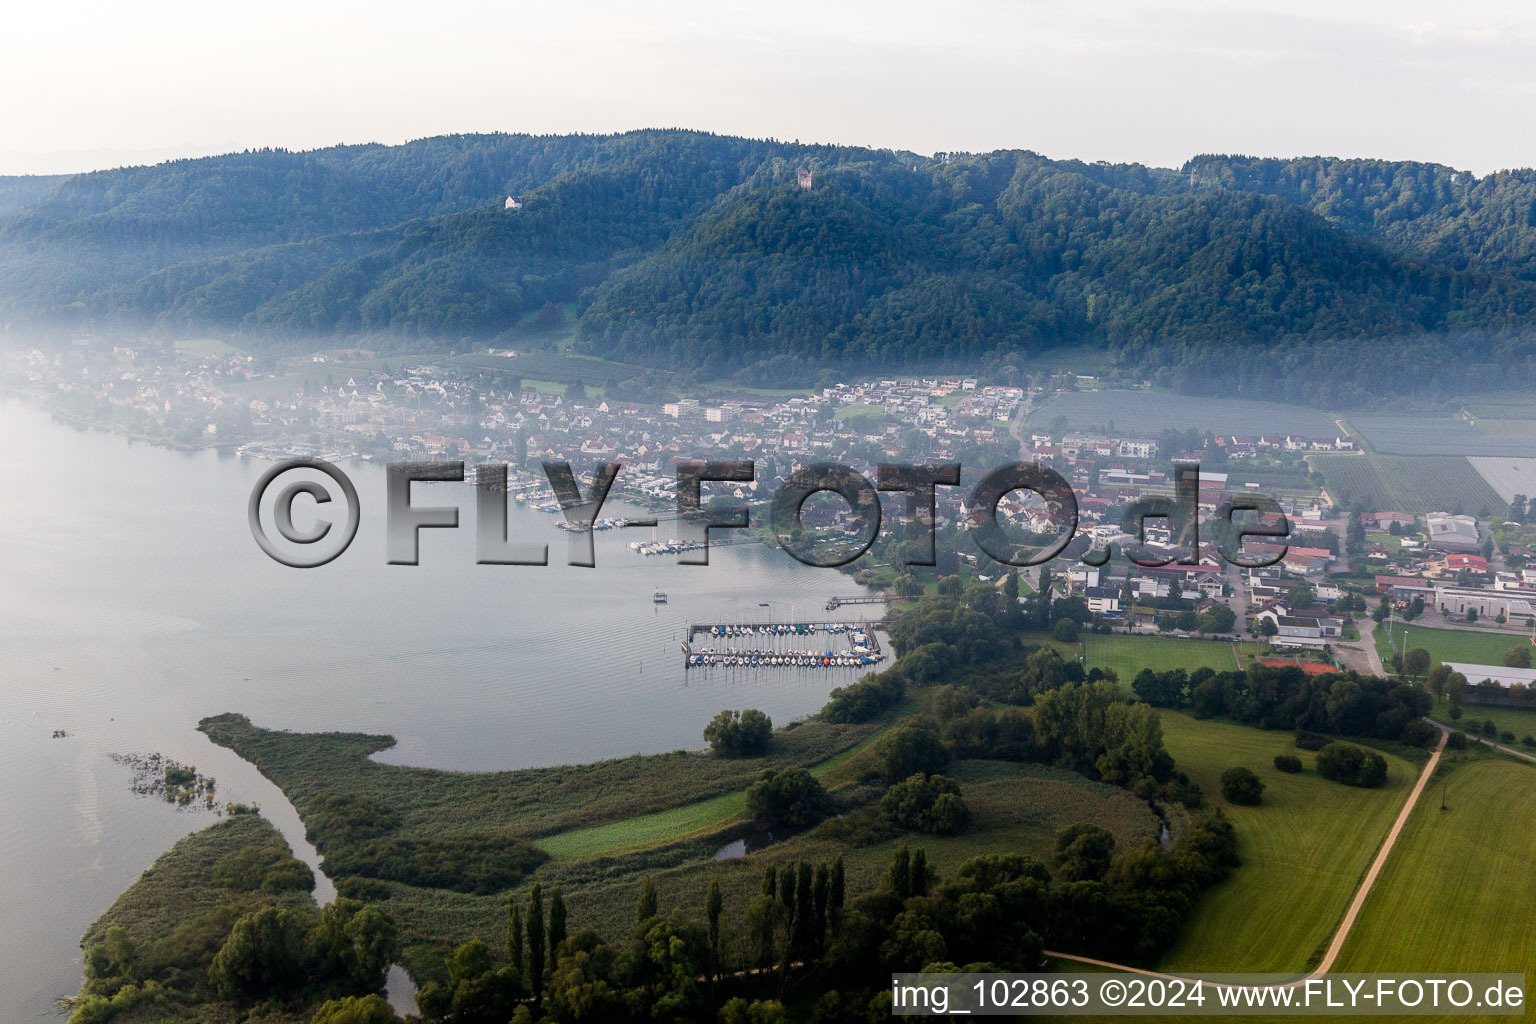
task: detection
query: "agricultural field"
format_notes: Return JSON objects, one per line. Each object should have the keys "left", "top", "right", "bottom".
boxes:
{"left": 1311, "top": 453, "right": 1505, "bottom": 515}
{"left": 1083, "top": 634, "right": 1249, "bottom": 681}
{"left": 1027, "top": 390, "right": 1339, "bottom": 436}
{"left": 227, "top": 347, "right": 679, "bottom": 402}
{"left": 1385, "top": 623, "right": 1535, "bottom": 669}
{"left": 1157, "top": 713, "right": 1421, "bottom": 973}
{"left": 1346, "top": 414, "right": 1536, "bottom": 457}
{"left": 227, "top": 352, "right": 426, "bottom": 400}
{"left": 1470, "top": 419, "right": 1536, "bottom": 437}
{"left": 1468, "top": 456, "right": 1536, "bottom": 504}
{"left": 1464, "top": 394, "right": 1536, "bottom": 420}
{"left": 1216, "top": 464, "right": 1324, "bottom": 502}
{"left": 1333, "top": 757, "right": 1536, "bottom": 977}
{"left": 444, "top": 349, "right": 676, "bottom": 389}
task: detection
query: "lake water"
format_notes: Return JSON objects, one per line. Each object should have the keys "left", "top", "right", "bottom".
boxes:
{"left": 0, "top": 400, "right": 883, "bottom": 1019}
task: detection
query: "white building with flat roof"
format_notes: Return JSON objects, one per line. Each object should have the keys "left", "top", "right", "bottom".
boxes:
{"left": 1443, "top": 661, "right": 1536, "bottom": 689}
{"left": 1434, "top": 586, "right": 1536, "bottom": 620}
{"left": 1426, "top": 513, "right": 1480, "bottom": 553}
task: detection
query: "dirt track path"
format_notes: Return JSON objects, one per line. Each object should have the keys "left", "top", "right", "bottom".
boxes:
{"left": 1427, "top": 720, "right": 1536, "bottom": 765}
{"left": 1312, "top": 724, "right": 1447, "bottom": 972}
{"left": 1046, "top": 723, "right": 1449, "bottom": 980}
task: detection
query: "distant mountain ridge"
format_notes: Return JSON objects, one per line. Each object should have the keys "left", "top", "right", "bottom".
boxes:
{"left": 2, "top": 130, "right": 1534, "bottom": 401}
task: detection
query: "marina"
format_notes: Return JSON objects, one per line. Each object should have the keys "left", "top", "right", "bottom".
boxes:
{"left": 553, "top": 516, "right": 641, "bottom": 531}
{"left": 681, "top": 619, "right": 885, "bottom": 669}
{"left": 630, "top": 537, "right": 708, "bottom": 555}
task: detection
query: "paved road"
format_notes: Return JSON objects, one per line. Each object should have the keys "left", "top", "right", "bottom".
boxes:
{"left": 1046, "top": 723, "right": 1450, "bottom": 981}
{"left": 1335, "top": 616, "right": 1387, "bottom": 677}
{"left": 1222, "top": 559, "right": 1249, "bottom": 636}
{"left": 1008, "top": 383, "right": 1037, "bottom": 459}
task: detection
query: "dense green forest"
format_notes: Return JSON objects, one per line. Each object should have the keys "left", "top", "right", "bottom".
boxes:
{"left": 5, "top": 131, "right": 1536, "bottom": 401}
{"left": 0, "top": 173, "right": 68, "bottom": 216}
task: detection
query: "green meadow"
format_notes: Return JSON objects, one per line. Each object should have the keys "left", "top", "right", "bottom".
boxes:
{"left": 1387, "top": 623, "right": 1534, "bottom": 669}
{"left": 1157, "top": 713, "right": 1421, "bottom": 973}
{"left": 1335, "top": 756, "right": 1536, "bottom": 976}
{"left": 1431, "top": 698, "right": 1536, "bottom": 746}
{"left": 555, "top": 760, "right": 1160, "bottom": 953}
{"left": 1084, "top": 635, "right": 1250, "bottom": 682}
{"left": 536, "top": 730, "right": 886, "bottom": 860}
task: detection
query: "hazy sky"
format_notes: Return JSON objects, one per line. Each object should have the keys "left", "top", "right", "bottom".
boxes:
{"left": 4, "top": 0, "right": 1535, "bottom": 176}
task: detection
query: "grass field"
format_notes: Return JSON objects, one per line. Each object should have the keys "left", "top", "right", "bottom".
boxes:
{"left": 714, "top": 384, "right": 818, "bottom": 400}
{"left": 1016, "top": 630, "right": 1082, "bottom": 659}
{"left": 536, "top": 729, "right": 887, "bottom": 860}
{"left": 444, "top": 348, "right": 675, "bottom": 388}
{"left": 1157, "top": 713, "right": 1420, "bottom": 973}
{"left": 1384, "top": 623, "right": 1534, "bottom": 669}
{"left": 1311, "top": 454, "right": 1505, "bottom": 515}
{"left": 816, "top": 761, "right": 1159, "bottom": 888}
{"left": 1083, "top": 635, "right": 1248, "bottom": 682}
{"left": 199, "top": 711, "right": 880, "bottom": 975}
{"left": 227, "top": 346, "right": 678, "bottom": 402}
{"left": 1053, "top": 750, "right": 1534, "bottom": 1024}
{"left": 832, "top": 403, "right": 889, "bottom": 424}
{"left": 1365, "top": 530, "right": 1404, "bottom": 552}
{"left": 556, "top": 760, "right": 1160, "bottom": 953}
{"left": 272, "top": 753, "right": 1162, "bottom": 985}
{"left": 1431, "top": 698, "right": 1536, "bottom": 742}
{"left": 199, "top": 712, "right": 875, "bottom": 848}
{"left": 535, "top": 787, "right": 751, "bottom": 861}
{"left": 1334, "top": 757, "right": 1536, "bottom": 977}
{"left": 173, "top": 337, "right": 243, "bottom": 358}
{"left": 1025, "top": 390, "right": 1337, "bottom": 435}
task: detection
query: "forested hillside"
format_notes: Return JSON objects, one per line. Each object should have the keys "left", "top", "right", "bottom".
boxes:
{"left": 0, "top": 174, "right": 69, "bottom": 217}
{"left": 3, "top": 130, "right": 1535, "bottom": 401}
{"left": 1184, "top": 155, "right": 1536, "bottom": 276}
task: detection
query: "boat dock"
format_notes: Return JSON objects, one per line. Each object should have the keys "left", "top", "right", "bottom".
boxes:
{"left": 825, "top": 595, "right": 886, "bottom": 611}
{"left": 681, "top": 619, "right": 885, "bottom": 669}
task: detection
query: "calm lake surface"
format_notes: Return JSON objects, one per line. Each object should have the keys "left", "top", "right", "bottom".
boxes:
{"left": 0, "top": 400, "right": 883, "bottom": 1019}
